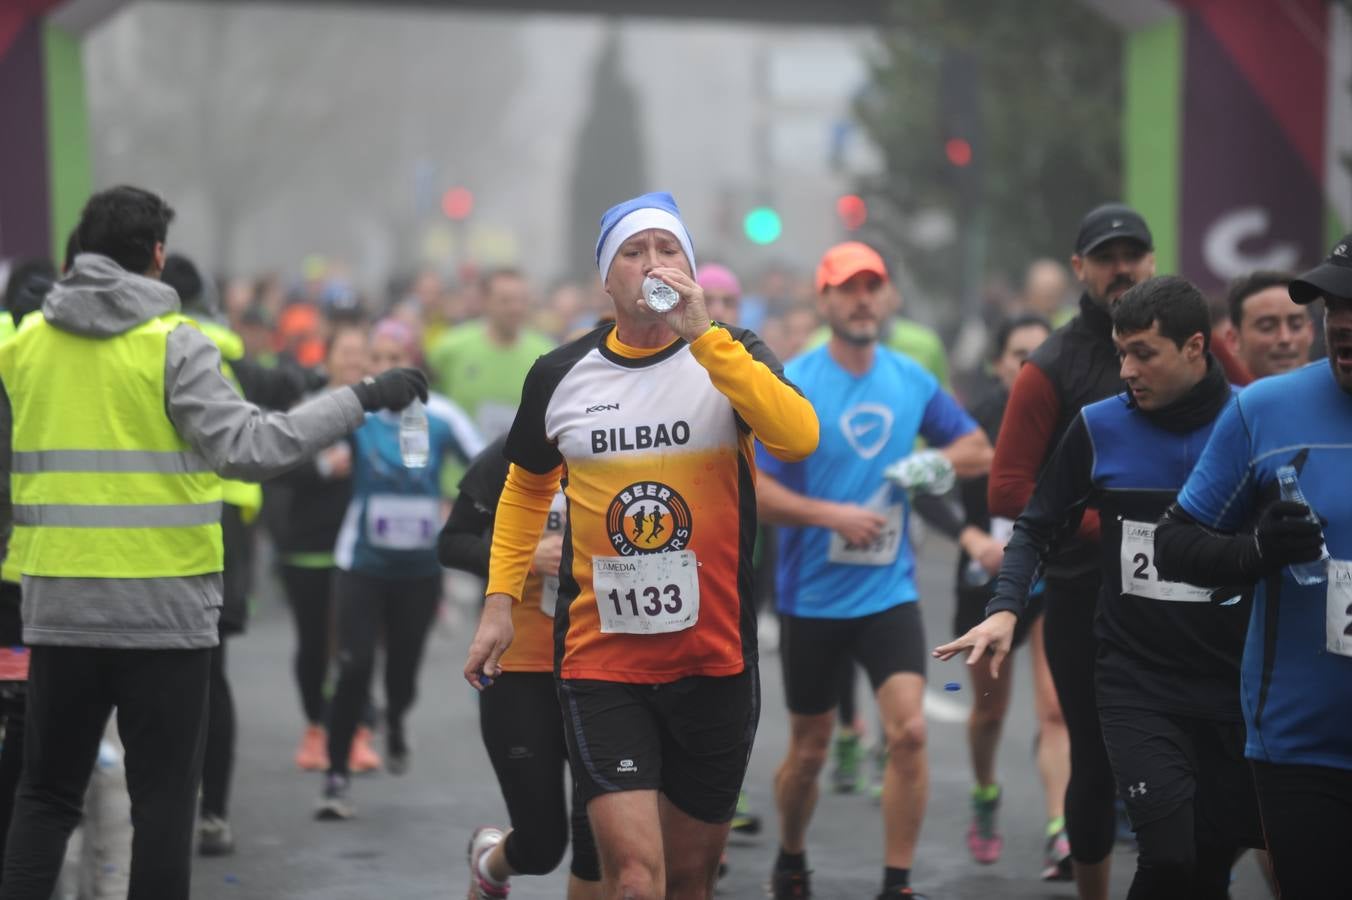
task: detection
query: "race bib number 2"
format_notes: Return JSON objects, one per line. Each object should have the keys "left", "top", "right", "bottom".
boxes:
{"left": 1120, "top": 520, "right": 1214, "bottom": 603}
{"left": 593, "top": 551, "right": 699, "bottom": 635}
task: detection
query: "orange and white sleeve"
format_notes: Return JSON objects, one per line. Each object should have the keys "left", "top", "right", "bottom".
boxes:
{"left": 485, "top": 462, "right": 562, "bottom": 602}
{"left": 688, "top": 326, "right": 818, "bottom": 463}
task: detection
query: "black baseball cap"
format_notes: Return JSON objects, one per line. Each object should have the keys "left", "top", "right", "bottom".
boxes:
{"left": 1074, "top": 203, "right": 1153, "bottom": 256}
{"left": 1289, "top": 233, "right": 1352, "bottom": 304}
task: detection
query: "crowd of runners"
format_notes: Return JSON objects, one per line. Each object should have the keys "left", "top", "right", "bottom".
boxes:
{"left": 0, "top": 183, "right": 1348, "bottom": 900}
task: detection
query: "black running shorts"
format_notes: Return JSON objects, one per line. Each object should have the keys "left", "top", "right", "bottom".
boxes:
{"left": 780, "top": 601, "right": 926, "bottom": 716}
{"left": 558, "top": 667, "right": 759, "bottom": 824}
{"left": 1099, "top": 706, "right": 1263, "bottom": 849}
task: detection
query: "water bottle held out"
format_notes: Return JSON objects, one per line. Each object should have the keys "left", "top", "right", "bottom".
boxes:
{"left": 399, "top": 398, "right": 430, "bottom": 469}
{"left": 1275, "top": 464, "right": 1329, "bottom": 585}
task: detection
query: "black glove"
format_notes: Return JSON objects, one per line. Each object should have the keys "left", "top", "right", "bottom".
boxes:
{"left": 1253, "top": 500, "right": 1326, "bottom": 570}
{"left": 351, "top": 368, "right": 429, "bottom": 412}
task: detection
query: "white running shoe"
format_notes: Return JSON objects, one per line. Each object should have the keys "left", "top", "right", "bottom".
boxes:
{"left": 467, "top": 826, "right": 510, "bottom": 899}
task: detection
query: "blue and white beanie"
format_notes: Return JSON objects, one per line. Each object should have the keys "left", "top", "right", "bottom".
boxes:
{"left": 595, "top": 192, "right": 697, "bottom": 282}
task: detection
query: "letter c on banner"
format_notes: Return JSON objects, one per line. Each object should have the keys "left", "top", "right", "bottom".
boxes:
{"left": 1203, "top": 207, "right": 1300, "bottom": 280}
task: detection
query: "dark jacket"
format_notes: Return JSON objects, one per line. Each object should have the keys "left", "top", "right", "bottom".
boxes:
{"left": 990, "top": 293, "right": 1123, "bottom": 578}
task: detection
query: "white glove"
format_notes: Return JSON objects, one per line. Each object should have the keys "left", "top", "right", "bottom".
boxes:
{"left": 883, "top": 449, "right": 955, "bottom": 495}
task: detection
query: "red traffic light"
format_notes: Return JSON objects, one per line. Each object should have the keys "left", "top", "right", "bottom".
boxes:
{"left": 944, "top": 138, "right": 972, "bottom": 168}
{"left": 836, "top": 194, "right": 868, "bottom": 231}
{"left": 441, "top": 186, "right": 474, "bottom": 221}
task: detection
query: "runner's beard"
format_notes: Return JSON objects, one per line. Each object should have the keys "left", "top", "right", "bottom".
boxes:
{"left": 832, "top": 320, "right": 878, "bottom": 347}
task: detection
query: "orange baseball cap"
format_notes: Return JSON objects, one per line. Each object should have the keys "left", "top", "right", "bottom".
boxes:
{"left": 815, "top": 242, "right": 889, "bottom": 293}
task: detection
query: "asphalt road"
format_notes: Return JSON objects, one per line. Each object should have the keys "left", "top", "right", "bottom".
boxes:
{"left": 190, "top": 538, "right": 1272, "bottom": 899}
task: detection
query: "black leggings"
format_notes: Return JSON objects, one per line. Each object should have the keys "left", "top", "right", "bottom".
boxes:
{"left": 281, "top": 562, "right": 336, "bottom": 724}
{"left": 201, "top": 636, "right": 234, "bottom": 818}
{"left": 479, "top": 672, "right": 599, "bottom": 882}
{"left": 280, "top": 565, "right": 334, "bottom": 725}
{"left": 1251, "top": 761, "right": 1352, "bottom": 900}
{"left": 281, "top": 564, "right": 374, "bottom": 730}
{"left": 1042, "top": 572, "right": 1116, "bottom": 864}
{"left": 1126, "top": 805, "right": 1234, "bottom": 900}
{"left": 326, "top": 571, "right": 441, "bottom": 776}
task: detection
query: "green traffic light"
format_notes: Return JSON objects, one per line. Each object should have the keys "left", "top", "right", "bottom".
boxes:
{"left": 743, "top": 207, "right": 782, "bottom": 245}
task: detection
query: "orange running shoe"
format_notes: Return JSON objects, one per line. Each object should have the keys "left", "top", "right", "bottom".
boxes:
{"left": 295, "top": 725, "right": 329, "bottom": 771}
{"left": 349, "top": 725, "right": 383, "bottom": 773}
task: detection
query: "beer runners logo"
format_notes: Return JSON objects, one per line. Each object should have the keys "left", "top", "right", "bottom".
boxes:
{"left": 606, "top": 481, "right": 692, "bottom": 555}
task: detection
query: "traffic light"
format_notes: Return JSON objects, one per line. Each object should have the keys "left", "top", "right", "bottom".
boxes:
{"left": 944, "top": 138, "right": 972, "bottom": 168}
{"left": 836, "top": 194, "right": 868, "bottom": 231}
{"left": 441, "top": 186, "right": 474, "bottom": 221}
{"left": 743, "top": 207, "right": 782, "bottom": 245}
{"left": 939, "top": 50, "right": 980, "bottom": 183}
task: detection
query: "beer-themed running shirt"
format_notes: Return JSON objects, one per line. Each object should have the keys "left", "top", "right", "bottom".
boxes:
{"left": 487, "top": 322, "right": 818, "bottom": 683}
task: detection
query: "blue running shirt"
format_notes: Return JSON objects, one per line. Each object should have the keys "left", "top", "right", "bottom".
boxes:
{"left": 1177, "top": 362, "right": 1352, "bottom": 770}
{"left": 335, "top": 393, "right": 484, "bottom": 578}
{"left": 758, "top": 345, "right": 976, "bottom": 619}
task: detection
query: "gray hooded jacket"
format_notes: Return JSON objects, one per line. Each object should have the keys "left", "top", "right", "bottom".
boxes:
{"left": 0, "top": 254, "right": 366, "bottom": 649}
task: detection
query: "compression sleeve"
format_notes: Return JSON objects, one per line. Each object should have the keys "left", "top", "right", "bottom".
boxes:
{"left": 437, "top": 496, "right": 492, "bottom": 577}
{"left": 485, "top": 463, "right": 561, "bottom": 601}
{"left": 1154, "top": 503, "right": 1263, "bottom": 588}
{"left": 688, "top": 326, "right": 819, "bottom": 463}
{"left": 986, "top": 415, "right": 1096, "bottom": 619}
{"left": 988, "top": 362, "right": 1101, "bottom": 542}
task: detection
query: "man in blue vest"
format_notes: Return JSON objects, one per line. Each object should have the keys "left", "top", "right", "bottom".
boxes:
{"left": 0, "top": 185, "right": 426, "bottom": 899}
{"left": 937, "top": 276, "right": 1263, "bottom": 899}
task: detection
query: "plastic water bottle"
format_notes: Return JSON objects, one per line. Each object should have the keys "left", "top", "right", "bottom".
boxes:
{"left": 1275, "top": 464, "right": 1329, "bottom": 585}
{"left": 399, "top": 399, "right": 429, "bottom": 469}
{"left": 642, "top": 275, "right": 680, "bottom": 312}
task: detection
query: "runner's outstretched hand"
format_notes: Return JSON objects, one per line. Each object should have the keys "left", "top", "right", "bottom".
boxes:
{"left": 933, "top": 610, "right": 1017, "bottom": 679}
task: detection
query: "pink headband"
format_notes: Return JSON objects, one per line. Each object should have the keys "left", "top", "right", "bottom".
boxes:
{"left": 372, "top": 318, "right": 417, "bottom": 355}
{"left": 696, "top": 264, "right": 741, "bottom": 296}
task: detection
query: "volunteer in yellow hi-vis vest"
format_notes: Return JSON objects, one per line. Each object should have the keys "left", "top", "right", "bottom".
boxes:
{"left": 0, "top": 186, "right": 427, "bottom": 898}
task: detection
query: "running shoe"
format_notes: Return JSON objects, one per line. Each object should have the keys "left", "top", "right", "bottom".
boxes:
{"left": 831, "top": 729, "right": 862, "bottom": 794}
{"left": 875, "top": 888, "right": 928, "bottom": 899}
{"left": 768, "top": 868, "right": 811, "bottom": 899}
{"left": 467, "top": 826, "right": 510, "bottom": 899}
{"left": 348, "top": 725, "right": 382, "bottom": 774}
{"left": 966, "top": 786, "right": 1003, "bottom": 864}
{"left": 730, "top": 790, "right": 762, "bottom": 835}
{"left": 197, "top": 814, "right": 235, "bottom": 856}
{"left": 1041, "top": 827, "right": 1073, "bottom": 881}
{"left": 315, "top": 773, "right": 354, "bottom": 821}
{"left": 295, "top": 724, "right": 328, "bottom": 771}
